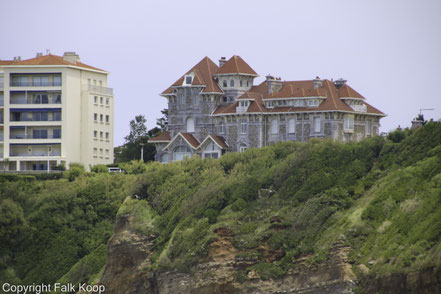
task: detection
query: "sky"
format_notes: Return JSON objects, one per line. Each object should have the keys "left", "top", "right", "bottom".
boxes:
{"left": 1, "top": 0, "right": 440, "bottom": 146}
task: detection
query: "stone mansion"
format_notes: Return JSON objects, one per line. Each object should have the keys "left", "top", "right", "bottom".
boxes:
{"left": 149, "top": 56, "right": 385, "bottom": 162}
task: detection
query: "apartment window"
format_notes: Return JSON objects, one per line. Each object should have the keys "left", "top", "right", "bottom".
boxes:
{"left": 105, "top": 132, "right": 109, "bottom": 140}
{"left": 100, "top": 131, "right": 103, "bottom": 139}
{"left": 53, "top": 112, "right": 61, "bottom": 121}
{"left": 100, "top": 114, "right": 103, "bottom": 122}
{"left": 100, "top": 97, "right": 103, "bottom": 104}
{"left": 240, "top": 118, "right": 247, "bottom": 134}
{"left": 33, "top": 76, "right": 49, "bottom": 86}
{"left": 53, "top": 129, "right": 61, "bottom": 139}
{"left": 230, "top": 80, "right": 234, "bottom": 87}
{"left": 223, "top": 80, "right": 227, "bottom": 87}
{"left": 271, "top": 119, "right": 278, "bottom": 134}
{"left": 218, "top": 121, "right": 225, "bottom": 134}
{"left": 55, "top": 94, "right": 61, "bottom": 104}
{"left": 100, "top": 148, "right": 103, "bottom": 156}
{"left": 106, "top": 98, "right": 109, "bottom": 105}
{"left": 33, "top": 129, "right": 48, "bottom": 139}
{"left": 93, "top": 148, "right": 97, "bottom": 155}
{"left": 344, "top": 117, "right": 354, "bottom": 131}
{"left": 288, "top": 118, "right": 295, "bottom": 134}
{"left": 53, "top": 75, "right": 61, "bottom": 86}
{"left": 94, "top": 96, "right": 98, "bottom": 104}
{"left": 94, "top": 130, "right": 97, "bottom": 139}
{"left": 313, "top": 117, "right": 321, "bottom": 133}
{"left": 94, "top": 113, "right": 97, "bottom": 121}
{"left": 105, "top": 115, "right": 109, "bottom": 123}
{"left": 105, "top": 149, "right": 109, "bottom": 157}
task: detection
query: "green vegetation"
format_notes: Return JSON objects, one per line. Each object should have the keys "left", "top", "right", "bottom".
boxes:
{"left": 1, "top": 122, "right": 440, "bottom": 288}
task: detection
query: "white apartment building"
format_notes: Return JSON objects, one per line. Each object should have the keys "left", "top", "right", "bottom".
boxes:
{"left": 0, "top": 52, "right": 114, "bottom": 171}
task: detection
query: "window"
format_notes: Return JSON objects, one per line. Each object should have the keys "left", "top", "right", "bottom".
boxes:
{"left": 100, "top": 131, "right": 103, "bottom": 139}
{"left": 313, "top": 117, "right": 321, "bottom": 133}
{"left": 267, "top": 101, "right": 274, "bottom": 108}
{"left": 156, "top": 153, "right": 167, "bottom": 163}
{"left": 271, "top": 119, "right": 278, "bottom": 134}
{"left": 106, "top": 98, "right": 109, "bottom": 105}
{"left": 173, "top": 146, "right": 191, "bottom": 161}
{"left": 105, "top": 132, "right": 109, "bottom": 140}
{"left": 100, "top": 148, "right": 103, "bottom": 156}
{"left": 247, "top": 81, "right": 249, "bottom": 87}
{"left": 218, "top": 121, "right": 225, "bottom": 134}
{"left": 194, "top": 96, "right": 199, "bottom": 106}
{"left": 53, "top": 112, "right": 61, "bottom": 121}
{"left": 367, "top": 119, "right": 372, "bottom": 135}
{"left": 94, "top": 131, "right": 97, "bottom": 138}
{"left": 185, "top": 76, "right": 192, "bottom": 84}
{"left": 33, "top": 129, "right": 48, "bottom": 139}
{"left": 288, "top": 118, "right": 295, "bottom": 134}
{"left": 55, "top": 94, "right": 61, "bottom": 104}
{"left": 100, "top": 114, "right": 103, "bottom": 122}
{"left": 53, "top": 129, "right": 61, "bottom": 139}
{"left": 344, "top": 117, "right": 354, "bottom": 131}
{"left": 240, "top": 118, "right": 247, "bottom": 134}
{"left": 186, "top": 117, "right": 195, "bottom": 133}
{"left": 240, "top": 101, "right": 248, "bottom": 107}
{"left": 93, "top": 148, "right": 97, "bottom": 155}
{"left": 100, "top": 97, "right": 103, "bottom": 104}
{"left": 240, "top": 80, "right": 243, "bottom": 87}
{"left": 94, "top": 113, "right": 98, "bottom": 121}
{"left": 223, "top": 80, "right": 227, "bottom": 88}
{"left": 105, "top": 149, "right": 109, "bottom": 157}
{"left": 239, "top": 144, "right": 247, "bottom": 153}
{"left": 105, "top": 115, "right": 109, "bottom": 123}
{"left": 223, "top": 96, "right": 228, "bottom": 102}
{"left": 99, "top": 81, "right": 103, "bottom": 87}
{"left": 33, "top": 76, "right": 49, "bottom": 86}
{"left": 230, "top": 80, "right": 234, "bottom": 87}
{"left": 53, "top": 75, "right": 61, "bottom": 86}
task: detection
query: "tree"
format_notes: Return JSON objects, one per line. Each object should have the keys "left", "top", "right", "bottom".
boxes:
{"left": 156, "top": 109, "right": 168, "bottom": 131}
{"left": 124, "top": 115, "right": 148, "bottom": 143}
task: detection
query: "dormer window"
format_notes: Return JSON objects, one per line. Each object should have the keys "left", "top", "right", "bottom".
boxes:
{"left": 240, "top": 101, "right": 248, "bottom": 107}
{"left": 185, "top": 76, "right": 192, "bottom": 85}
{"left": 267, "top": 101, "right": 274, "bottom": 108}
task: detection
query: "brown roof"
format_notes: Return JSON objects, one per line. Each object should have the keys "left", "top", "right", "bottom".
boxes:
{"left": 4, "top": 54, "right": 105, "bottom": 72}
{"left": 215, "top": 55, "right": 258, "bottom": 76}
{"left": 237, "top": 91, "right": 264, "bottom": 100}
{"left": 337, "top": 84, "right": 365, "bottom": 99}
{"left": 0, "top": 60, "right": 14, "bottom": 65}
{"left": 161, "top": 57, "right": 222, "bottom": 95}
{"left": 149, "top": 131, "right": 171, "bottom": 142}
{"left": 213, "top": 79, "right": 384, "bottom": 116}
{"left": 211, "top": 135, "right": 229, "bottom": 149}
{"left": 180, "top": 133, "right": 200, "bottom": 148}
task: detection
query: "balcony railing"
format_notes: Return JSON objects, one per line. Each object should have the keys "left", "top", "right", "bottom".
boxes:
{"left": 10, "top": 117, "right": 61, "bottom": 122}
{"left": 87, "top": 85, "right": 113, "bottom": 96}
{"left": 10, "top": 152, "right": 61, "bottom": 157}
{"left": 10, "top": 81, "right": 62, "bottom": 87}
{"left": 10, "top": 135, "right": 61, "bottom": 139}
{"left": 10, "top": 99, "right": 61, "bottom": 105}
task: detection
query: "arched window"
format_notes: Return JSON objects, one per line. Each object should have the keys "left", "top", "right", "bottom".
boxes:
{"left": 159, "top": 153, "right": 169, "bottom": 163}
{"left": 271, "top": 119, "right": 278, "bottom": 134}
{"left": 186, "top": 117, "right": 195, "bottom": 133}
{"left": 204, "top": 141, "right": 219, "bottom": 159}
{"left": 173, "top": 146, "right": 191, "bottom": 161}
{"left": 223, "top": 80, "right": 227, "bottom": 87}
{"left": 230, "top": 80, "right": 235, "bottom": 87}
{"left": 288, "top": 118, "right": 295, "bottom": 134}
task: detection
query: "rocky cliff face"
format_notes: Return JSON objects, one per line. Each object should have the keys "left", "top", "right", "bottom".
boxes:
{"left": 100, "top": 214, "right": 357, "bottom": 294}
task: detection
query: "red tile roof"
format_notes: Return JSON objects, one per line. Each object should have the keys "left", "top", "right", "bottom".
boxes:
{"left": 149, "top": 131, "right": 171, "bottom": 142}
{"left": 213, "top": 79, "right": 384, "bottom": 116}
{"left": 3, "top": 54, "right": 105, "bottom": 72}
{"left": 337, "top": 84, "right": 365, "bottom": 99}
{"left": 162, "top": 57, "right": 222, "bottom": 95}
{"left": 0, "top": 60, "right": 14, "bottom": 65}
{"left": 180, "top": 133, "right": 200, "bottom": 148}
{"left": 215, "top": 55, "right": 258, "bottom": 76}
{"left": 211, "top": 135, "right": 229, "bottom": 149}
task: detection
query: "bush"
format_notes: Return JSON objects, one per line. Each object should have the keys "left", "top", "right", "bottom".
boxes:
{"left": 65, "top": 163, "right": 85, "bottom": 182}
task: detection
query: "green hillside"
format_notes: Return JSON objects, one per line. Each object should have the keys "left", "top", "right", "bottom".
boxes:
{"left": 1, "top": 122, "right": 440, "bottom": 290}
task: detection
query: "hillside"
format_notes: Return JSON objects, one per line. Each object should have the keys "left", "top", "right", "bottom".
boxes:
{"left": 1, "top": 122, "right": 441, "bottom": 293}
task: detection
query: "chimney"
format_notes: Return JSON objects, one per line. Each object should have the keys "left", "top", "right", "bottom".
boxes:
{"left": 36, "top": 53, "right": 43, "bottom": 57}
{"left": 219, "top": 57, "right": 227, "bottom": 67}
{"left": 266, "top": 74, "right": 283, "bottom": 94}
{"left": 13, "top": 57, "right": 17, "bottom": 62}
{"left": 17, "top": 56, "right": 22, "bottom": 61}
{"left": 334, "top": 78, "right": 347, "bottom": 88}
{"left": 63, "top": 52, "right": 80, "bottom": 64}
{"left": 313, "top": 76, "right": 322, "bottom": 89}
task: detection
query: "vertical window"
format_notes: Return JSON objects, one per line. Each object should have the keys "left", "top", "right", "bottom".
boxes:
{"left": 93, "top": 148, "right": 97, "bottom": 155}
{"left": 55, "top": 94, "right": 61, "bottom": 103}
{"left": 247, "top": 81, "right": 249, "bottom": 87}
{"left": 314, "top": 117, "right": 321, "bottom": 133}
{"left": 218, "top": 121, "right": 225, "bottom": 134}
{"left": 53, "top": 75, "right": 61, "bottom": 86}
{"left": 94, "top": 130, "right": 97, "bottom": 138}
{"left": 186, "top": 117, "right": 195, "bottom": 133}
{"left": 240, "top": 118, "right": 247, "bottom": 134}
{"left": 94, "top": 113, "right": 97, "bottom": 121}
{"left": 94, "top": 96, "right": 98, "bottom": 104}
{"left": 344, "top": 117, "right": 354, "bottom": 131}
{"left": 239, "top": 144, "right": 247, "bottom": 152}
{"left": 240, "top": 80, "right": 243, "bottom": 87}
{"left": 185, "top": 76, "right": 192, "bottom": 84}
{"left": 105, "top": 132, "right": 109, "bottom": 140}
{"left": 106, "top": 98, "right": 109, "bottom": 105}
{"left": 367, "top": 119, "right": 372, "bottom": 135}
{"left": 100, "top": 97, "right": 103, "bottom": 104}
{"left": 53, "top": 129, "right": 61, "bottom": 138}
{"left": 99, "top": 81, "right": 103, "bottom": 87}
{"left": 105, "top": 149, "right": 109, "bottom": 157}
{"left": 223, "top": 80, "right": 227, "bottom": 88}
{"left": 288, "top": 118, "right": 295, "bottom": 134}
{"left": 271, "top": 119, "right": 278, "bottom": 134}
{"left": 100, "top": 114, "right": 103, "bottom": 122}
{"left": 105, "top": 115, "right": 109, "bottom": 123}
{"left": 100, "top": 131, "right": 103, "bottom": 139}
{"left": 230, "top": 80, "right": 234, "bottom": 87}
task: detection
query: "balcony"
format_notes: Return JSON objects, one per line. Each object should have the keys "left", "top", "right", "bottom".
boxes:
{"left": 10, "top": 134, "right": 61, "bottom": 139}
{"left": 10, "top": 151, "right": 61, "bottom": 157}
{"left": 87, "top": 85, "right": 113, "bottom": 96}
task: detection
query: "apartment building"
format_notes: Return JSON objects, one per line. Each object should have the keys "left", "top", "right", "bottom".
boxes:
{"left": 0, "top": 52, "right": 114, "bottom": 171}
{"left": 150, "top": 55, "right": 385, "bottom": 162}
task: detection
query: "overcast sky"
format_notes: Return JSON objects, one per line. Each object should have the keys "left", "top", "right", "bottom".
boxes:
{"left": 2, "top": 0, "right": 440, "bottom": 146}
